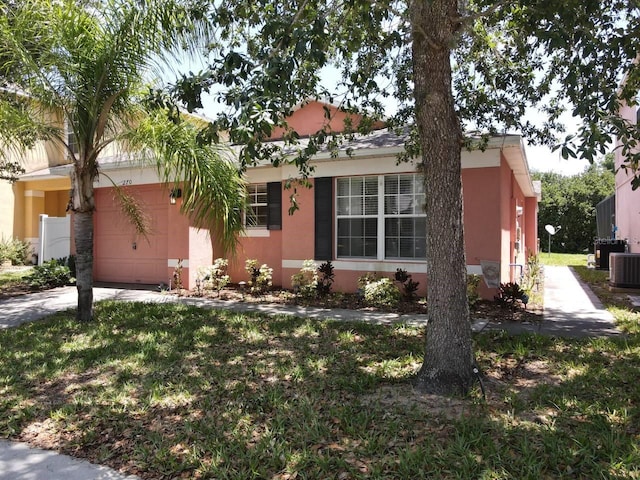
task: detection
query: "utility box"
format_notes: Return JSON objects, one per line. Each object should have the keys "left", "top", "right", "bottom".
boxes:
{"left": 595, "top": 239, "right": 627, "bottom": 270}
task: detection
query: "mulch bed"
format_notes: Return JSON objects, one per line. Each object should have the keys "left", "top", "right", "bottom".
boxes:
{"left": 179, "top": 284, "right": 544, "bottom": 324}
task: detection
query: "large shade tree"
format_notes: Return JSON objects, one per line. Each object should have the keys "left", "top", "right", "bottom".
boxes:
{"left": 0, "top": 0, "right": 245, "bottom": 322}
{"left": 168, "top": 0, "right": 640, "bottom": 395}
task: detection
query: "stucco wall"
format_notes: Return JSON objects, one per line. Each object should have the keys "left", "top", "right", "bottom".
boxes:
{"left": 615, "top": 102, "right": 640, "bottom": 252}
{"left": 270, "top": 101, "right": 384, "bottom": 139}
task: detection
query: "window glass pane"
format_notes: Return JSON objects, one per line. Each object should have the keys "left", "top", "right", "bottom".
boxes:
{"left": 337, "top": 178, "right": 350, "bottom": 196}
{"left": 364, "top": 239, "right": 377, "bottom": 257}
{"left": 384, "top": 175, "right": 398, "bottom": 195}
{"left": 399, "top": 238, "right": 414, "bottom": 258}
{"left": 398, "top": 194, "right": 413, "bottom": 214}
{"left": 365, "top": 218, "right": 377, "bottom": 236}
{"left": 385, "top": 218, "right": 399, "bottom": 237}
{"left": 351, "top": 177, "right": 363, "bottom": 196}
{"left": 400, "top": 218, "right": 414, "bottom": 236}
{"left": 399, "top": 175, "right": 413, "bottom": 194}
{"left": 338, "top": 218, "right": 350, "bottom": 236}
{"left": 350, "top": 197, "right": 362, "bottom": 215}
{"left": 384, "top": 195, "right": 397, "bottom": 215}
{"left": 351, "top": 219, "right": 363, "bottom": 237}
{"left": 337, "top": 197, "right": 350, "bottom": 215}
{"left": 415, "top": 217, "right": 426, "bottom": 237}
{"left": 351, "top": 237, "right": 364, "bottom": 257}
{"left": 364, "top": 195, "right": 377, "bottom": 215}
{"left": 385, "top": 238, "right": 398, "bottom": 258}
{"left": 364, "top": 177, "right": 378, "bottom": 196}
{"left": 337, "top": 239, "right": 349, "bottom": 257}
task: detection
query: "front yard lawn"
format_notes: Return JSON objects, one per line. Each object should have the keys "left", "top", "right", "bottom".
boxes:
{"left": 0, "top": 301, "right": 638, "bottom": 479}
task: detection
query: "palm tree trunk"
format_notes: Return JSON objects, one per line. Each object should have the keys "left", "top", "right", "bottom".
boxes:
{"left": 71, "top": 164, "right": 96, "bottom": 323}
{"left": 411, "top": 0, "right": 475, "bottom": 395}
{"left": 74, "top": 210, "right": 94, "bottom": 322}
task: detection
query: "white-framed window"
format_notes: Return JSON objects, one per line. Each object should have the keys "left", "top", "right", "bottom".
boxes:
{"left": 245, "top": 183, "right": 268, "bottom": 228}
{"left": 383, "top": 174, "right": 426, "bottom": 259}
{"left": 336, "top": 174, "right": 426, "bottom": 260}
{"left": 336, "top": 176, "right": 379, "bottom": 257}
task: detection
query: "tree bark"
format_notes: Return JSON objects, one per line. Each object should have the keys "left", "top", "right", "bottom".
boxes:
{"left": 71, "top": 164, "right": 95, "bottom": 322}
{"left": 411, "top": 0, "right": 475, "bottom": 395}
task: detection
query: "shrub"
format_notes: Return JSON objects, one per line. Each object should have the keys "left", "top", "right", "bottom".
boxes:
{"left": 197, "top": 258, "right": 230, "bottom": 297}
{"left": 172, "top": 259, "right": 184, "bottom": 291}
{"left": 316, "top": 261, "right": 335, "bottom": 296}
{"left": 0, "top": 237, "right": 31, "bottom": 266}
{"left": 291, "top": 259, "right": 318, "bottom": 298}
{"left": 26, "top": 259, "right": 74, "bottom": 289}
{"left": 521, "top": 252, "right": 542, "bottom": 294}
{"left": 362, "top": 277, "right": 401, "bottom": 308}
{"left": 466, "top": 274, "right": 481, "bottom": 307}
{"left": 394, "top": 268, "right": 420, "bottom": 301}
{"left": 55, "top": 255, "right": 76, "bottom": 278}
{"left": 357, "top": 272, "right": 379, "bottom": 291}
{"left": 495, "top": 282, "right": 528, "bottom": 309}
{"left": 245, "top": 259, "right": 273, "bottom": 294}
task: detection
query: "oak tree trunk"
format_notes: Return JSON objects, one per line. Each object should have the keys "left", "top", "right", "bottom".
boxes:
{"left": 411, "top": 0, "right": 475, "bottom": 395}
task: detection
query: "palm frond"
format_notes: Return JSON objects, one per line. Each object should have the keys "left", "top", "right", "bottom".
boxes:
{"left": 125, "top": 111, "right": 247, "bottom": 254}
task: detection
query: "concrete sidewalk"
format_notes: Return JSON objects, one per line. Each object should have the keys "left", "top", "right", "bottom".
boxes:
{"left": 482, "top": 265, "right": 623, "bottom": 338}
{"left": 0, "top": 440, "right": 139, "bottom": 480}
{"left": 0, "top": 286, "right": 169, "bottom": 329}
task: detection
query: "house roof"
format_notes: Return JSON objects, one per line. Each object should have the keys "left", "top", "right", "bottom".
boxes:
{"left": 246, "top": 129, "right": 537, "bottom": 198}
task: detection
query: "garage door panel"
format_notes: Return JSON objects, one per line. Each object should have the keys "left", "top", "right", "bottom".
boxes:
{"left": 96, "top": 258, "right": 168, "bottom": 284}
{"left": 94, "top": 185, "right": 169, "bottom": 285}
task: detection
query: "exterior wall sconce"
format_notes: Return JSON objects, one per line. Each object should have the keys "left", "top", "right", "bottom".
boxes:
{"left": 169, "top": 188, "right": 182, "bottom": 205}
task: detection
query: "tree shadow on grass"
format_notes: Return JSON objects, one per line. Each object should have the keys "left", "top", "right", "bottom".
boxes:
{"left": 0, "top": 303, "right": 638, "bottom": 478}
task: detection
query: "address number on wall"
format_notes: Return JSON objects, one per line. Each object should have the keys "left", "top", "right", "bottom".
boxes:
{"left": 120, "top": 179, "right": 132, "bottom": 186}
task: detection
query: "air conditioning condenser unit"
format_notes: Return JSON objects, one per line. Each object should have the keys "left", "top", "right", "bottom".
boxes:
{"left": 610, "top": 253, "right": 640, "bottom": 288}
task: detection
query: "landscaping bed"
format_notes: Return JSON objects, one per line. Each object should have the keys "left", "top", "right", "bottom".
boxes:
{"left": 177, "top": 283, "right": 544, "bottom": 324}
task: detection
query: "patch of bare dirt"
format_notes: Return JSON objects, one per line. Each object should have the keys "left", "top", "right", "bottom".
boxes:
{"left": 361, "top": 358, "right": 562, "bottom": 421}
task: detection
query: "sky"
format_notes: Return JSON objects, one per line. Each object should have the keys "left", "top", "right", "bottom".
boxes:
{"left": 525, "top": 144, "right": 588, "bottom": 176}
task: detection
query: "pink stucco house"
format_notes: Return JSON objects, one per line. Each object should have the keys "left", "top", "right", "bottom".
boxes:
{"left": 615, "top": 101, "right": 640, "bottom": 253}
{"left": 3, "top": 101, "right": 540, "bottom": 298}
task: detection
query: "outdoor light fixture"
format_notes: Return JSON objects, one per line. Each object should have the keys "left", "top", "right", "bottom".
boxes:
{"left": 169, "top": 188, "right": 182, "bottom": 205}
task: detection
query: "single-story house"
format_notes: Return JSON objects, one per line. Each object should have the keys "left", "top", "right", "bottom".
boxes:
{"left": 1, "top": 101, "right": 540, "bottom": 298}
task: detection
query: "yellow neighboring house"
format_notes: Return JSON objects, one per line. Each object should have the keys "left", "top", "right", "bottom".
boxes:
{"left": 1, "top": 110, "right": 72, "bottom": 262}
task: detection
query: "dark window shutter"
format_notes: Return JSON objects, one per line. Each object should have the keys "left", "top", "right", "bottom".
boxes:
{"left": 267, "top": 182, "right": 282, "bottom": 230}
{"left": 315, "top": 177, "right": 333, "bottom": 260}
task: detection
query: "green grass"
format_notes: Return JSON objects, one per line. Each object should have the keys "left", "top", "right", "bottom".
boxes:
{"left": 1, "top": 301, "right": 639, "bottom": 479}
{"left": 540, "top": 253, "right": 588, "bottom": 267}
{"left": 0, "top": 269, "right": 31, "bottom": 285}
{"left": 0, "top": 268, "right": 32, "bottom": 294}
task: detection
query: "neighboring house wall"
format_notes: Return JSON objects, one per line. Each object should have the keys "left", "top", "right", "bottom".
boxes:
{"left": 270, "top": 100, "right": 385, "bottom": 139}
{"left": 615, "top": 102, "right": 640, "bottom": 252}
{"left": 0, "top": 182, "right": 20, "bottom": 240}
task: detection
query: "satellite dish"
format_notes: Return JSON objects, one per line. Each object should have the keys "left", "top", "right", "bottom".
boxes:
{"left": 545, "top": 225, "right": 556, "bottom": 235}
